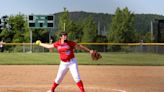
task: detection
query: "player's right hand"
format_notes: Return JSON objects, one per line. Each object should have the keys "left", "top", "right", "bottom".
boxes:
{"left": 35, "top": 40, "right": 41, "bottom": 46}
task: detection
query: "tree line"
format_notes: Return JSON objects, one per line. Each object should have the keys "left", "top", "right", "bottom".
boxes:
{"left": 1, "top": 7, "right": 164, "bottom": 52}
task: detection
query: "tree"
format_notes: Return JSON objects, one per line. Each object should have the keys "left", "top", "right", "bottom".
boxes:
{"left": 58, "top": 8, "right": 70, "bottom": 32}
{"left": 0, "top": 14, "right": 30, "bottom": 52}
{"left": 0, "top": 28, "right": 13, "bottom": 42}
{"left": 108, "top": 7, "right": 136, "bottom": 43}
{"left": 58, "top": 8, "right": 83, "bottom": 42}
{"left": 8, "top": 14, "right": 29, "bottom": 42}
{"left": 0, "top": 14, "right": 29, "bottom": 43}
{"left": 144, "top": 32, "right": 152, "bottom": 42}
{"left": 33, "top": 29, "right": 49, "bottom": 43}
{"left": 81, "top": 16, "right": 97, "bottom": 43}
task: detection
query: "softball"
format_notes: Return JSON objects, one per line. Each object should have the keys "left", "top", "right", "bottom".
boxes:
{"left": 36, "top": 40, "right": 41, "bottom": 45}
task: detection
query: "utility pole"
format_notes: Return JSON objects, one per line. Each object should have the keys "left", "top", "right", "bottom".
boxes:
{"left": 64, "top": 22, "right": 65, "bottom": 31}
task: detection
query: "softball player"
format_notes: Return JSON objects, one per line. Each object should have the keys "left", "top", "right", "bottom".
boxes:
{"left": 36, "top": 32, "right": 93, "bottom": 92}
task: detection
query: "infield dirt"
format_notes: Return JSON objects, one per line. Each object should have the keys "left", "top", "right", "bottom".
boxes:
{"left": 0, "top": 65, "right": 163, "bottom": 92}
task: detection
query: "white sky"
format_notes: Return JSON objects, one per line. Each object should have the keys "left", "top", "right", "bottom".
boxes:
{"left": 0, "top": 0, "right": 164, "bottom": 17}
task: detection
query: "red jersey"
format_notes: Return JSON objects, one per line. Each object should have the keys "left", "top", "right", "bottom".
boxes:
{"left": 53, "top": 40, "right": 77, "bottom": 62}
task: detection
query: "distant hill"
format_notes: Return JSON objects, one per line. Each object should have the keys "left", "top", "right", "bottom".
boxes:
{"left": 54, "top": 11, "right": 164, "bottom": 34}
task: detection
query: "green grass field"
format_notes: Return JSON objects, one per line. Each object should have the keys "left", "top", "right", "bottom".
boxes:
{"left": 0, "top": 52, "right": 164, "bottom": 65}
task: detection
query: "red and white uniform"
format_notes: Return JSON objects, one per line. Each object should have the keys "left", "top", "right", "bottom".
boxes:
{"left": 53, "top": 40, "right": 81, "bottom": 84}
{"left": 53, "top": 40, "right": 76, "bottom": 62}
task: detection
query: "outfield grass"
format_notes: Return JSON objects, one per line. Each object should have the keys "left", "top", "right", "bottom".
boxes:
{"left": 0, "top": 52, "right": 164, "bottom": 65}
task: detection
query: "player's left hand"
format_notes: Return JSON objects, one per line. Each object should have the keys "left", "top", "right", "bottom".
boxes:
{"left": 90, "top": 50, "right": 102, "bottom": 61}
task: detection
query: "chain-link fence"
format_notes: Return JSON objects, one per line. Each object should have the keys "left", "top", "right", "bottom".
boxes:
{"left": 1, "top": 43, "right": 164, "bottom": 54}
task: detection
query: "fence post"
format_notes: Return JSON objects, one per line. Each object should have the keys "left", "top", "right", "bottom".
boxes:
{"left": 23, "top": 43, "right": 25, "bottom": 53}
{"left": 140, "top": 40, "right": 143, "bottom": 53}
{"left": 29, "top": 29, "right": 33, "bottom": 53}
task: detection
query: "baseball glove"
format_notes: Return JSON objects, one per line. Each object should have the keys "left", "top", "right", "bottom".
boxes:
{"left": 91, "top": 50, "right": 102, "bottom": 61}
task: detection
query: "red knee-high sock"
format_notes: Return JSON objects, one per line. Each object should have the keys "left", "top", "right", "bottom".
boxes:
{"left": 51, "top": 82, "right": 58, "bottom": 92}
{"left": 76, "top": 80, "right": 85, "bottom": 92}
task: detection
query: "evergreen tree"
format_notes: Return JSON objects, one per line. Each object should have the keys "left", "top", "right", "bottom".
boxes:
{"left": 58, "top": 8, "right": 70, "bottom": 32}
{"left": 108, "top": 7, "right": 136, "bottom": 43}
{"left": 107, "top": 7, "right": 136, "bottom": 51}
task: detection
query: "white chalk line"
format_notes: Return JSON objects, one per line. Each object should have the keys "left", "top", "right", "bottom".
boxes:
{"left": 86, "top": 86, "right": 127, "bottom": 92}
{"left": 0, "top": 85, "right": 127, "bottom": 92}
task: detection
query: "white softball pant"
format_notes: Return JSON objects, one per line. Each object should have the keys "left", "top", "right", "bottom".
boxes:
{"left": 54, "top": 58, "right": 81, "bottom": 84}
